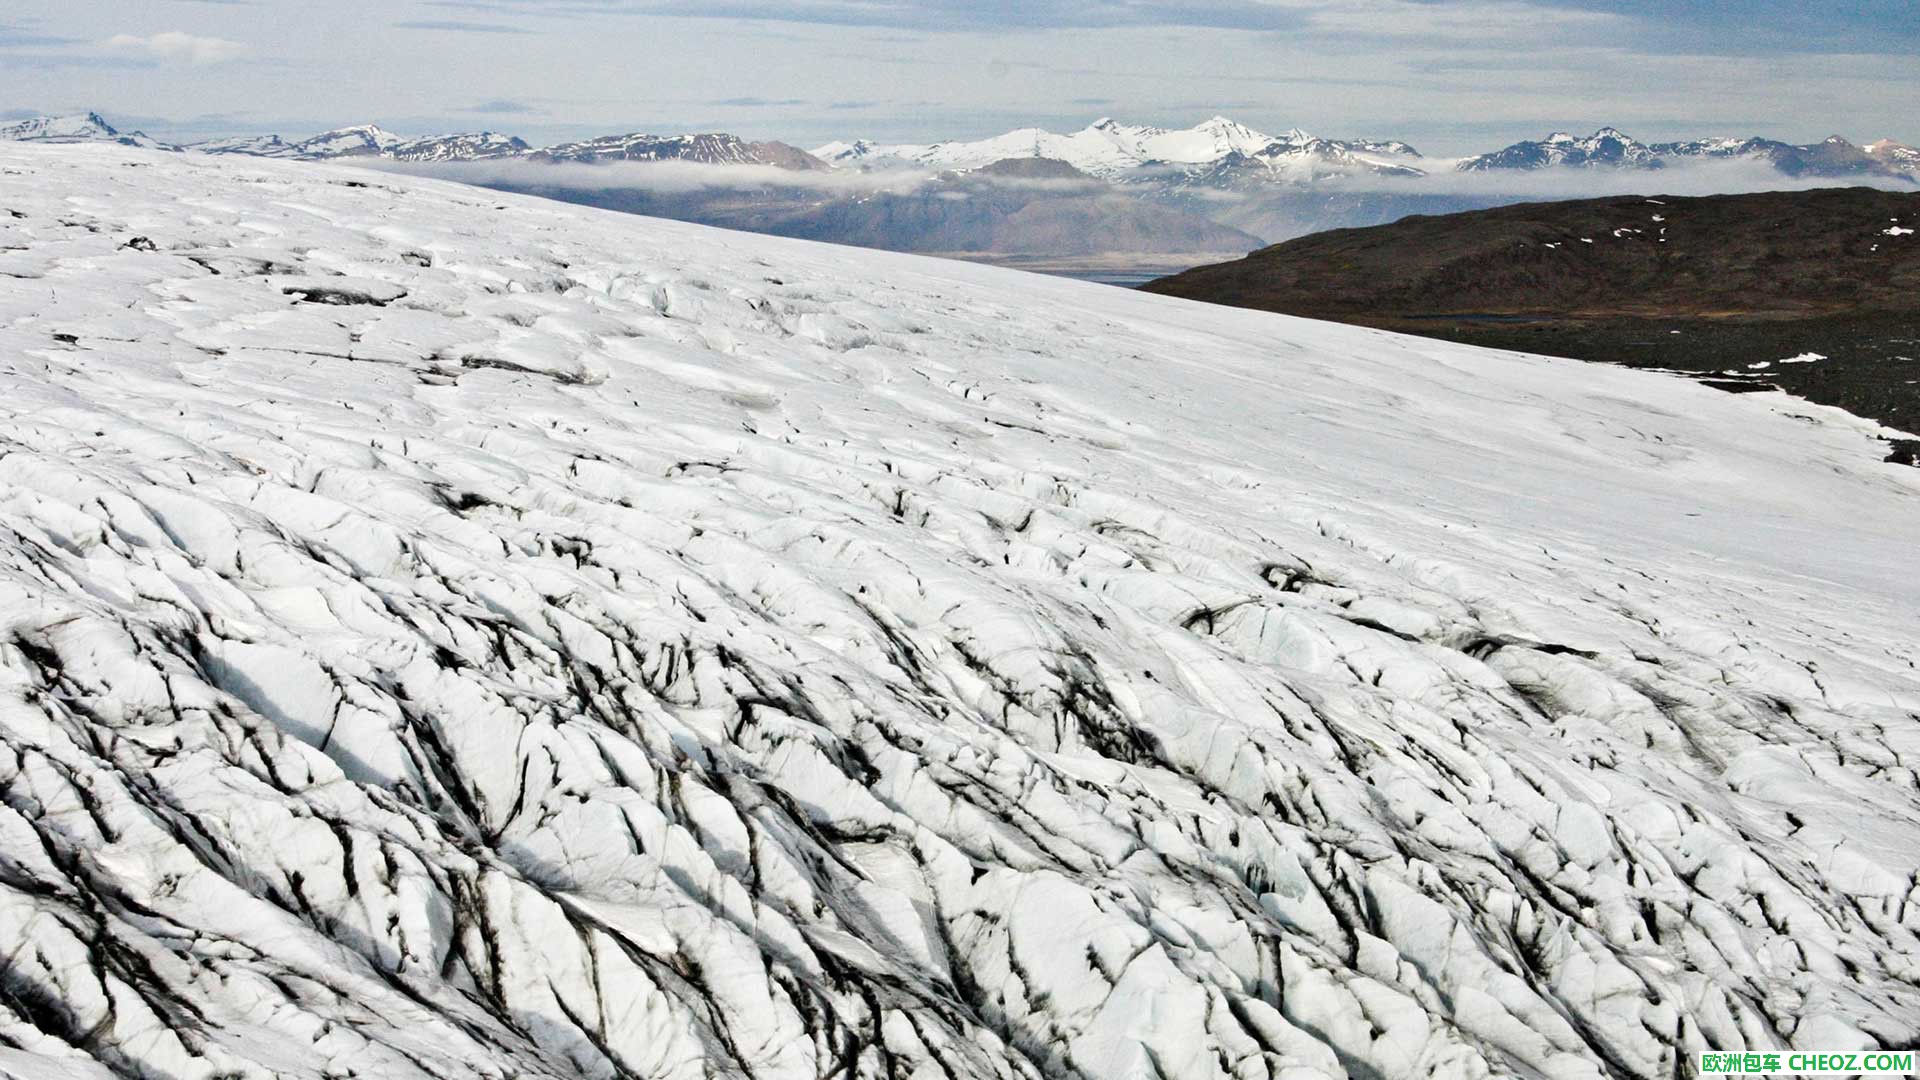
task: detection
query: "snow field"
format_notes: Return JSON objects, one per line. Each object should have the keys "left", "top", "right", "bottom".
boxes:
{"left": 0, "top": 144, "right": 1917, "bottom": 1079}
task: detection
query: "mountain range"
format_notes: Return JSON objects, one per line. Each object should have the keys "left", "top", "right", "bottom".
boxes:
{"left": 0, "top": 111, "right": 173, "bottom": 150}
{"left": 822, "top": 117, "right": 1920, "bottom": 185}
{"left": 7, "top": 111, "right": 1917, "bottom": 263}
{"left": 197, "top": 125, "right": 533, "bottom": 163}
{"left": 200, "top": 124, "right": 827, "bottom": 171}
{"left": 814, "top": 116, "right": 1428, "bottom": 183}
{"left": 1457, "top": 126, "right": 1920, "bottom": 178}
{"left": 17, "top": 111, "right": 1913, "bottom": 186}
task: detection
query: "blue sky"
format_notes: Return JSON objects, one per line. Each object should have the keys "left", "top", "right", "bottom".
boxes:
{"left": 2, "top": 1, "right": 1914, "bottom": 152}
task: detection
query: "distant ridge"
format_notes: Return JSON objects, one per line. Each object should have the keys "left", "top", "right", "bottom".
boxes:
{"left": 6, "top": 112, "right": 1914, "bottom": 187}
{"left": 0, "top": 112, "right": 175, "bottom": 150}
{"left": 813, "top": 115, "right": 1427, "bottom": 182}
{"left": 1459, "top": 127, "right": 1913, "bottom": 180}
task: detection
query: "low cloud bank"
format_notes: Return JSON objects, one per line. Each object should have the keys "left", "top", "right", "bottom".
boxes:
{"left": 368, "top": 158, "right": 935, "bottom": 195}
{"left": 367, "top": 154, "right": 1912, "bottom": 206}
{"left": 1330, "top": 159, "right": 1916, "bottom": 199}
{"left": 102, "top": 31, "right": 247, "bottom": 66}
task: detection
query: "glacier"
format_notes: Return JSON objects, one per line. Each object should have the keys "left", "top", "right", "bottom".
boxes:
{"left": 0, "top": 143, "right": 1917, "bottom": 1080}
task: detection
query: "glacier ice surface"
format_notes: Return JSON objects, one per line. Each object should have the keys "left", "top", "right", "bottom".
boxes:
{"left": 0, "top": 144, "right": 1918, "bottom": 1080}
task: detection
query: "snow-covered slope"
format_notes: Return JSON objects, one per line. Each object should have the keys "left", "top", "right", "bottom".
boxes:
{"left": 2, "top": 143, "right": 1919, "bottom": 1080}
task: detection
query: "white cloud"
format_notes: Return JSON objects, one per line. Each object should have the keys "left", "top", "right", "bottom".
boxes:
{"left": 372, "top": 154, "right": 1915, "bottom": 209}
{"left": 1295, "top": 0, "right": 1626, "bottom": 43}
{"left": 1279, "top": 158, "right": 1920, "bottom": 199}
{"left": 103, "top": 31, "right": 246, "bottom": 66}
{"left": 374, "top": 157, "right": 937, "bottom": 195}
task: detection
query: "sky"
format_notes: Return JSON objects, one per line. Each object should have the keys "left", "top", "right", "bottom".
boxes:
{"left": 2, "top": 1, "right": 1915, "bottom": 154}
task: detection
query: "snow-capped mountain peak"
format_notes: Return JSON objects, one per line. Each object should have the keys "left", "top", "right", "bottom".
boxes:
{"left": 1866, "top": 138, "right": 1920, "bottom": 173}
{"left": 1461, "top": 127, "right": 1659, "bottom": 170}
{"left": 533, "top": 131, "right": 828, "bottom": 169}
{"left": 389, "top": 131, "right": 532, "bottom": 162}
{"left": 193, "top": 133, "right": 296, "bottom": 157}
{"left": 1459, "top": 126, "right": 1916, "bottom": 181}
{"left": 0, "top": 111, "right": 117, "bottom": 142}
{"left": 1351, "top": 137, "right": 1421, "bottom": 157}
{"left": 1198, "top": 114, "right": 1271, "bottom": 143}
{"left": 1138, "top": 116, "right": 1280, "bottom": 164}
{"left": 199, "top": 124, "right": 796, "bottom": 168}
{"left": 0, "top": 112, "right": 174, "bottom": 150}
{"left": 810, "top": 137, "right": 880, "bottom": 164}
{"left": 190, "top": 128, "right": 529, "bottom": 163}
{"left": 1686, "top": 136, "right": 1753, "bottom": 153}
{"left": 292, "top": 123, "right": 406, "bottom": 158}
